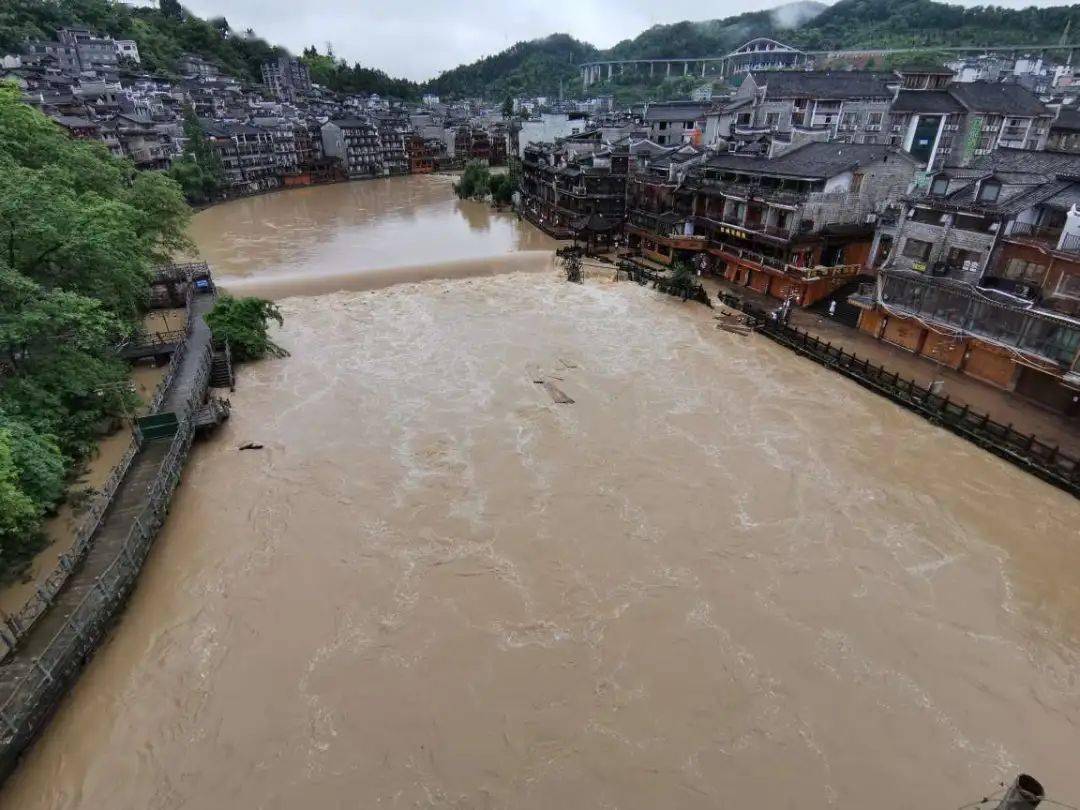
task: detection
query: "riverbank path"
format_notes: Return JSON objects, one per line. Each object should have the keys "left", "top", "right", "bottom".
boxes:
{"left": 0, "top": 290, "right": 217, "bottom": 740}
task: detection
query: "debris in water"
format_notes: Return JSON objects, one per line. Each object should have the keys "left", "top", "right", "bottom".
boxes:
{"left": 238, "top": 442, "right": 264, "bottom": 451}
{"left": 540, "top": 380, "right": 575, "bottom": 404}
{"left": 717, "top": 323, "right": 752, "bottom": 336}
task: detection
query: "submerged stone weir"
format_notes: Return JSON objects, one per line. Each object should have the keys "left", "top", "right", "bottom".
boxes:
{"left": 0, "top": 273, "right": 228, "bottom": 784}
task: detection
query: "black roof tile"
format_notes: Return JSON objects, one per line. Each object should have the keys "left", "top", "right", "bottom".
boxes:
{"left": 756, "top": 70, "right": 895, "bottom": 101}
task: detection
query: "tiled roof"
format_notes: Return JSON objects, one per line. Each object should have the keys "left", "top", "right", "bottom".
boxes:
{"left": 702, "top": 141, "right": 912, "bottom": 179}
{"left": 51, "top": 115, "right": 97, "bottom": 129}
{"left": 1051, "top": 108, "right": 1080, "bottom": 133}
{"left": 328, "top": 118, "right": 375, "bottom": 128}
{"left": 948, "top": 81, "right": 1048, "bottom": 117}
{"left": 757, "top": 70, "right": 895, "bottom": 100}
{"left": 644, "top": 101, "right": 710, "bottom": 122}
{"left": 891, "top": 90, "right": 965, "bottom": 114}
{"left": 970, "top": 148, "right": 1080, "bottom": 175}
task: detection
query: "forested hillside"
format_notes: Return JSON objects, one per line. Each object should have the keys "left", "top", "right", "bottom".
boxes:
{"left": 422, "top": 35, "right": 599, "bottom": 101}
{"left": 2, "top": 0, "right": 1079, "bottom": 99}
{"left": 0, "top": 0, "right": 418, "bottom": 98}
{"left": 791, "top": 0, "right": 1076, "bottom": 49}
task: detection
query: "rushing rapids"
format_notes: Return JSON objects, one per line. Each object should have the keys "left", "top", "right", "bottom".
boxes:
{"left": 2, "top": 175, "right": 1078, "bottom": 809}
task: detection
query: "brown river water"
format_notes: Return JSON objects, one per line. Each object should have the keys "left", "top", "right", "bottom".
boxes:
{"left": 3, "top": 175, "right": 1079, "bottom": 809}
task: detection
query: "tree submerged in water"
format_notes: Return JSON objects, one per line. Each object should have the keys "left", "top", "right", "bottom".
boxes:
{"left": 454, "top": 161, "right": 515, "bottom": 207}
{"left": 453, "top": 161, "right": 491, "bottom": 201}
{"left": 489, "top": 173, "right": 515, "bottom": 207}
{"left": 206, "top": 295, "right": 288, "bottom": 362}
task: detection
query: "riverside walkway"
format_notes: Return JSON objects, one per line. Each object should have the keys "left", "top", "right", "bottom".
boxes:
{"left": 0, "top": 268, "right": 226, "bottom": 781}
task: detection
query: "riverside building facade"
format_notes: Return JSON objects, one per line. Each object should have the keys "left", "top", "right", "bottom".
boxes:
{"left": 853, "top": 149, "right": 1080, "bottom": 414}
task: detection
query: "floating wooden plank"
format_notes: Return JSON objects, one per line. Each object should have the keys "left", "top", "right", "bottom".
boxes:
{"left": 540, "top": 380, "right": 575, "bottom": 404}
{"left": 717, "top": 323, "right": 753, "bottom": 336}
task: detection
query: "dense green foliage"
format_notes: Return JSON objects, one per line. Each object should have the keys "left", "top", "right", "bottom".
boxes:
{"left": 424, "top": 35, "right": 598, "bottom": 100}
{"left": 489, "top": 173, "right": 515, "bottom": 206}
{"left": 0, "top": 80, "right": 190, "bottom": 576}
{"left": 453, "top": 161, "right": 493, "bottom": 200}
{"left": 168, "top": 106, "right": 224, "bottom": 204}
{"left": 791, "top": 0, "right": 1078, "bottom": 50}
{"left": 205, "top": 295, "right": 286, "bottom": 362}
{"left": 607, "top": 4, "right": 825, "bottom": 60}
{"left": 453, "top": 162, "right": 514, "bottom": 206}
{"left": 580, "top": 74, "right": 719, "bottom": 107}
{"left": 0, "top": 0, "right": 288, "bottom": 82}
{"left": 422, "top": 0, "right": 1080, "bottom": 99}
{"left": 301, "top": 46, "right": 419, "bottom": 100}
{"left": 0, "top": 1, "right": 417, "bottom": 95}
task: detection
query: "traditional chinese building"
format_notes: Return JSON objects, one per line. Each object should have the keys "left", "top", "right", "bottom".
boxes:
{"left": 627, "top": 142, "right": 920, "bottom": 307}
{"left": 853, "top": 148, "right": 1080, "bottom": 414}
{"left": 518, "top": 140, "right": 630, "bottom": 239}
{"left": 321, "top": 118, "right": 383, "bottom": 179}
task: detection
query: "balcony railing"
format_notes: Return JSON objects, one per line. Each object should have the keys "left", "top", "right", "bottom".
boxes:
{"left": 710, "top": 239, "right": 862, "bottom": 281}
{"left": 696, "top": 214, "right": 797, "bottom": 243}
{"left": 1006, "top": 222, "right": 1080, "bottom": 255}
{"left": 878, "top": 269, "right": 1080, "bottom": 367}
{"left": 684, "top": 176, "right": 806, "bottom": 209}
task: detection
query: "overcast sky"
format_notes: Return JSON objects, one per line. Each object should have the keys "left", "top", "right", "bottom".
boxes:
{"left": 175, "top": 0, "right": 1076, "bottom": 82}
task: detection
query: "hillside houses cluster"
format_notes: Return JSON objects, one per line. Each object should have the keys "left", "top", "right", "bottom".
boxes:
{"left": 519, "top": 63, "right": 1080, "bottom": 418}
{"left": 1, "top": 26, "right": 515, "bottom": 197}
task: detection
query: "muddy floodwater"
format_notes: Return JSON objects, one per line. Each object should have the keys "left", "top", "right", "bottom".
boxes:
{"left": 4, "top": 176, "right": 1080, "bottom": 809}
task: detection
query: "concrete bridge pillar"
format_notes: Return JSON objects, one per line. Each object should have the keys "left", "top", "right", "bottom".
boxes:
{"left": 666, "top": 62, "right": 672, "bottom": 77}
{"left": 608, "top": 63, "right": 613, "bottom": 80}
{"left": 650, "top": 62, "right": 654, "bottom": 77}
{"left": 683, "top": 62, "right": 689, "bottom": 75}
{"left": 701, "top": 61, "right": 707, "bottom": 77}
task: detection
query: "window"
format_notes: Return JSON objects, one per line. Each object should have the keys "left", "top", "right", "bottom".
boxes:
{"left": 867, "top": 112, "right": 883, "bottom": 127}
{"left": 841, "top": 111, "right": 860, "bottom": 128}
{"left": 1056, "top": 272, "right": 1080, "bottom": 299}
{"left": 659, "top": 122, "right": 668, "bottom": 130}
{"left": 902, "top": 238, "right": 933, "bottom": 261}
{"left": 1002, "top": 258, "right": 1047, "bottom": 284}
{"left": 930, "top": 176, "right": 949, "bottom": 197}
{"left": 946, "top": 248, "right": 983, "bottom": 274}
{"left": 977, "top": 180, "right": 1001, "bottom": 204}
{"left": 764, "top": 112, "right": 779, "bottom": 127}
{"left": 684, "top": 121, "right": 694, "bottom": 128}
{"left": 736, "top": 112, "right": 751, "bottom": 127}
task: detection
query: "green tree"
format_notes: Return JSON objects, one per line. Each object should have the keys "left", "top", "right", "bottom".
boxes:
{"left": 168, "top": 106, "right": 224, "bottom": 204}
{"left": 501, "top": 96, "right": 514, "bottom": 119}
{"left": 453, "top": 161, "right": 492, "bottom": 200}
{"left": 0, "top": 428, "right": 41, "bottom": 568}
{"left": 0, "top": 82, "right": 191, "bottom": 321}
{"left": 159, "top": 0, "right": 184, "bottom": 21}
{"left": 206, "top": 296, "right": 287, "bottom": 361}
{"left": 489, "top": 173, "right": 515, "bottom": 206}
{"left": 0, "top": 80, "right": 191, "bottom": 576}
